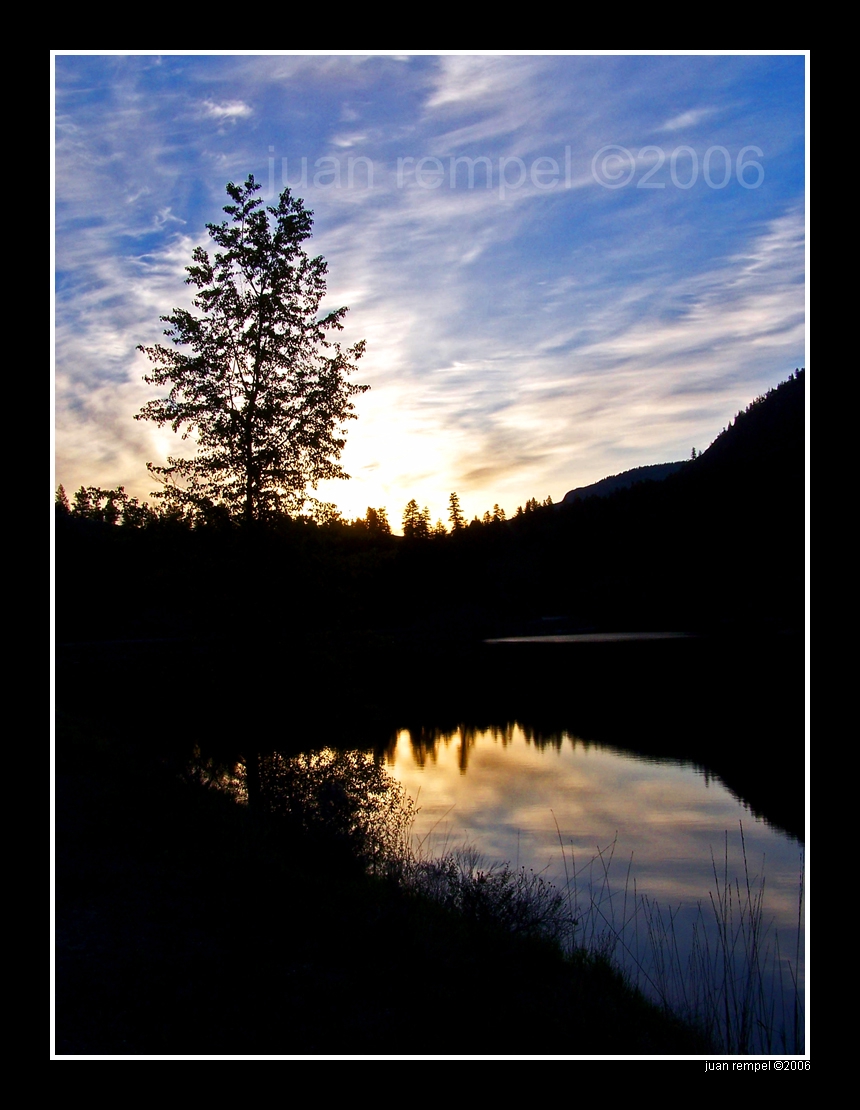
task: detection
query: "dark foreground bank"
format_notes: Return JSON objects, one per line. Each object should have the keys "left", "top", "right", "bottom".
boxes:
{"left": 55, "top": 711, "right": 712, "bottom": 1056}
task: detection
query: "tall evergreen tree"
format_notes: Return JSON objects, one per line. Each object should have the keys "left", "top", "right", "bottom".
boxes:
{"left": 402, "top": 499, "right": 422, "bottom": 539}
{"left": 448, "top": 492, "right": 465, "bottom": 532}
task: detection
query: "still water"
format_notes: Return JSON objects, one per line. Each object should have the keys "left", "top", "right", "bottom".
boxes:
{"left": 382, "top": 722, "right": 805, "bottom": 1052}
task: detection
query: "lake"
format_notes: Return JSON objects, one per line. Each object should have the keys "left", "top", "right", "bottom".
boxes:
{"left": 75, "top": 628, "right": 803, "bottom": 1052}
{"left": 378, "top": 718, "right": 804, "bottom": 1053}
{"left": 362, "top": 633, "right": 806, "bottom": 1054}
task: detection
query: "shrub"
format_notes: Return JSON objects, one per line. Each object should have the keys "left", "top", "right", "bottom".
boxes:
{"left": 252, "top": 748, "right": 416, "bottom": 874}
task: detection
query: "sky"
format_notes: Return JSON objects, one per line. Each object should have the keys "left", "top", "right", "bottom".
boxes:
{"left": 53, "top": 52, "right": 806, "bottom": 529}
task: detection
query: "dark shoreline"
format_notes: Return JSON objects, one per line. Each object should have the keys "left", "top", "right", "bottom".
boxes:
{"left": 54, "top": 701, "right": 715, "bottom": 1056}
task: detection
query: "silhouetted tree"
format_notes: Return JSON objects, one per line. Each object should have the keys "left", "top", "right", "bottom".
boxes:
{"left": 364, "top": 507, "right": 391, "bottom": 536}
{"left": 69, "top": 485, "right": 126, "bottom": 525}
{"left": 402, "top": 499, "right": 422, "bottom": 538}
{"left": 136, "top": 175, "right": 368, "bottom": 524}
{"left": 63, "top": 485, "right": 158, "bottom": 528}
{"left": 448, "top": 492, "right": 465, "bottom": 532}
{"left": 312, "top": 502, "right": 343, "bottom": 526}
{"left": 55, "top": 485, "right": 71, "bottom": 517}
{"left": 402, "top": 500, "right": 432, "bottom": 539}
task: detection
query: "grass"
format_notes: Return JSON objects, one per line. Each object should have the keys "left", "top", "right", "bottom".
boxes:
{"left": 404, "top": 845, "right": 576, "bottom": 947}
{"left": 552, "top": 820, "right": 805, "bottom": 1055}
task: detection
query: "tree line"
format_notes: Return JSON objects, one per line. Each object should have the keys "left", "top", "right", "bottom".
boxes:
{"left": 56, "top": 482, "right": 558, "bottom": 540}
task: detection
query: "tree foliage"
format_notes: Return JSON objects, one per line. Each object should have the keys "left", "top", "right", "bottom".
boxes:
{"left": 363, "top": 507, "right": 392, "bottom": 535}
{"left": 251, "top": 749, "right": 415, "bottom": 875}
{"left": 402, "top": 499, "right": 431, "bottom": 540}
{"left": 136, "top": 176, "right": 367, "bottom": 523}
{"left": 58, "top": 484, "right": 156, "bottom": 528}
{"left": 448, "top": 492, "right": 465, "bottom": 532}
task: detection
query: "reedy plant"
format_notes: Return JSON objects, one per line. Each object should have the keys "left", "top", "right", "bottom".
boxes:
{"left": 553, "top": 820, "right": 804, "bottom": 1054}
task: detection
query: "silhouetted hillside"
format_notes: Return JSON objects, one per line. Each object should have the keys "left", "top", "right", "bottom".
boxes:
{"left": 519, "top": 370, "right": 806, "bottom": 633}
{"left": 557, "top": 371, "right": 805, "bottom": 511}
{"left": 559, "top": 462, "right": 687, "bottom": 505}
{"left": 695, "top": 370, "right": 805, "bottom": 477}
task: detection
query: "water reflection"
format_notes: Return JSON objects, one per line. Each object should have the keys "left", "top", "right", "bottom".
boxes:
{"left": 382, "top": 720, "right": 694, "bottom": 774}
{"left": 381, "top": 722, "right": 804, "bottom": 1050}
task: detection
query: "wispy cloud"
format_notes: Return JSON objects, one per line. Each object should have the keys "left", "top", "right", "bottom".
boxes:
{"left": 199, "top": 98, "right": 253, "bottom": 121}
{"left": 658, "top": 107, "right": 718, "bottom": 132}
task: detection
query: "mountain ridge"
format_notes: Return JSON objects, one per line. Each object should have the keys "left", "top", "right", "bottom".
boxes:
{"left": 559, "top": 461, "right": 688, "bottom": 506}
{"left": 556, "top": 369, "right": 804, "bottom": 510}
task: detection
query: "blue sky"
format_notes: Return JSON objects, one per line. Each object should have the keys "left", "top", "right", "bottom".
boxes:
{"left": 54, "top": 52, "right": 806, "bottom": 528}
